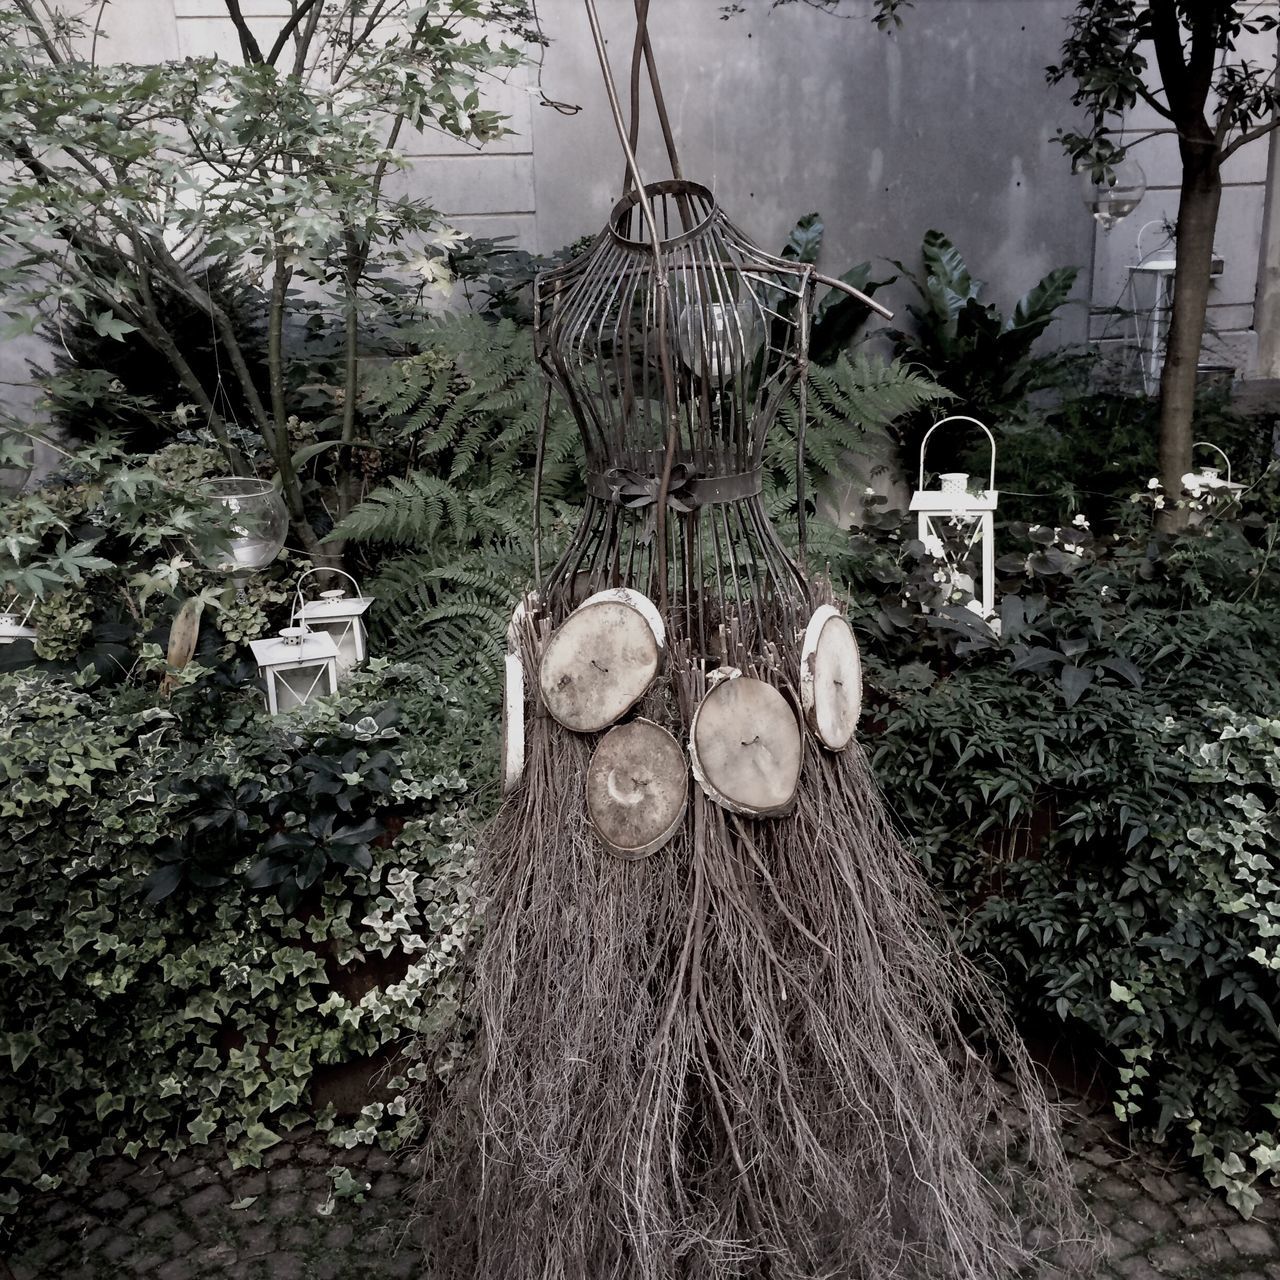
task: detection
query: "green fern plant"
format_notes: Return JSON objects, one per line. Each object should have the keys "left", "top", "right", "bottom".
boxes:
{"left": 337, "top": 314, "right": 942, "bottom": 686}
{"left": 330, "top": 315, "right": 579, "bottom": 687}
{"left": 766, "top": 350, "right": 947, "bottom": 530}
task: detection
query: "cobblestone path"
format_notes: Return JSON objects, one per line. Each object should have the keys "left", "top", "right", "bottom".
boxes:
{"left": 6, "top": 1090, "right": 1280, "bottom": 1278}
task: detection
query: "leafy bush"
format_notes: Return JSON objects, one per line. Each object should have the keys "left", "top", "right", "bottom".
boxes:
{"left": 888, "top": 229, "right": 1080, "bottom": 471}
{"left": 0, "top": 661, "right": 490, "bottom": 1221}
{"left": 842, "top": 486, "right": 1280, "bottom": 1214}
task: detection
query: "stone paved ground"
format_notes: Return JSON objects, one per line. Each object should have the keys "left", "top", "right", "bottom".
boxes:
{"left": 5, "top": 1089, "right": 1280, "bottom": 1279}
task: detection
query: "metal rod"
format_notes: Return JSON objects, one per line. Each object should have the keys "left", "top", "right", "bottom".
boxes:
{"left": 812, "top": 270, "right": 894, "bottom": 320}
{"left": 532, "top": 381, "right": 552, "bottom": 588}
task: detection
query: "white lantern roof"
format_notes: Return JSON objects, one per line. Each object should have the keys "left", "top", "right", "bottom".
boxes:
{"left": 248, "top": 626, "right": 339, "bottom": 670}
{"left": 909, "top": 487, "right": 999, "bottom": 514}
{"left": 911, "top": 417, "right": 999, "bottom": 513}
{"left": 295, "top": 588, "right": 374, "bottom": 623}
{"left": 0, "top": 614, "right": 37, "bottom": 644}
{"left": 0, "top": 597, "right": 37, "bottom": 645}
{"left": 1183, "top": 442, "right": 1244, "bottom": 496}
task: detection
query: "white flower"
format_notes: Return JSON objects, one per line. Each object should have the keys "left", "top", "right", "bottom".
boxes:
{"left": 432, "top": 224, "right": 467, "bottom": 250}
{"left": 932, "top": 570, "right": 947, "bottom": 584}
{"left": 406, "top": 252, "right": 455, "bottom": 295}
{"left": 1072, "top": 514, "right": 1090, "bottom": 529}
{"left": 863, "top": 485, "right": 877, "bottom": 496}
{"left": 1147, "top": 477, "right": 1160, "bottom": 490}
{"left": 1154, "top": 495, "right": 1166, "bottom": 509}
{"left": 1062, "top": 542, "right": 1081, "bottom": 555}
{"left": 1030, "top": 524, "right": 1045, "bottom": 534}
{"left": 1099, "top": 585, "right": 1111, "bottom": 600}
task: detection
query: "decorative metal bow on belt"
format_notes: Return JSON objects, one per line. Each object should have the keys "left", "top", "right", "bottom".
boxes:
{"left": 601, "top": 463, "right": 703, "bottom": 513}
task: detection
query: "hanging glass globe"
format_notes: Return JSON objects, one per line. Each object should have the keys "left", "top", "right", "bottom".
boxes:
{"left": 1080, "top": 156, "right": 1147, "bottom": 232}
{"left": 675, "top": 297, "right": 764, "bottom": 380}
{"left": 195, "top": 477, "right": 289, "bottom": 574}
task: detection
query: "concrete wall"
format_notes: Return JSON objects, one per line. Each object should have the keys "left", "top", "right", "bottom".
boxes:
{"left": 3, "top": 0, "right": 1277, "bottom": 443}
{"left": 525, "top": 0, "right": 1096, "bottom": 348}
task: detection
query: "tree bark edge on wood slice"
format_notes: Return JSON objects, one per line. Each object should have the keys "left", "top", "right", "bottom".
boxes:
{"left": 586, "top": 718, "right": 688, "bottom": 859}
{"left": 799, "top": 605, "right": 862, "bottom": 752}
{"left": 501, "top": 651, "right": 525, "bottom": 795}
{"left": 689, "top": 674, "right": 803, "bottom": 817}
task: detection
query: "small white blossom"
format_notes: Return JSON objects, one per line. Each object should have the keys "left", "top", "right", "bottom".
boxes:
{"left": 1154, "top": 495, "right": 1166, "bottom": 509}
{"left": 1072, "top": 513, "right": 1089, "bottom": 529}
{"left": 932, "top": 570, "right": 947, "bottom": 584}
{"left": 1147, "top": 477, "right": 1160, "bottom": 490}
{"left": 406, "top": 253, "right": 455, "bottom": 295}
{"left": 432, "top": 224, "right": 467, "bottom": 250}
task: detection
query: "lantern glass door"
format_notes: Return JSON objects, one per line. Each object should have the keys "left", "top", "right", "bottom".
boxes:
{"left": 271, "top": 660, "right": 339, "bottom": 713}
{"left": 308, "top": 616, "right": 365, "bottom": 672}
{"left": 919, "top": 511, "right": 994, "bottom": 616}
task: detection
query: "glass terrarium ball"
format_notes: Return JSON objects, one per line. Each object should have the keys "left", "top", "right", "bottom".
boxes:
{"left": 1079, "top": 156, "right": 1147, "bottom": 231}
{"left": 675, "top": 299, "right": 763, "bottom": 380}
{"left": 198, "top": 477, "right": 288, "bottom": 572}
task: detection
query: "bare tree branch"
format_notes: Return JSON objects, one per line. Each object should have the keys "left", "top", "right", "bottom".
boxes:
{"left": 266, "top": 0, "right": 325, "bottom": 68}
{"left": 223, "top": 0, "right": 265, "bottom": 65}
{"left": 1221, "top": 112, "right": 1280, "bottom": 160}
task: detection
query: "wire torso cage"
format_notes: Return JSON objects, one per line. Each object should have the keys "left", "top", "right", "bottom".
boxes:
{"left": 533, "top": 179, "right": 822, "bottom": 660}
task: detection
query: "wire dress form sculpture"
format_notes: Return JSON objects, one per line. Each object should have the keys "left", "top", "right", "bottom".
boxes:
{"left": 420, "top": 5, "right": 1088, "bottom": 1278}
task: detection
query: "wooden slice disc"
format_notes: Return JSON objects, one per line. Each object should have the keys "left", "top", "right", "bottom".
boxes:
{"left": 501, "top": 651, "right": 525, "bottom": 795}
{"left": 799, "top": 605, "right": 863, "bottom": 752}
{"left": 538, "top": 599, "right": 661, "bottom": 733}
{"left": 586, "top": 719, "right": 687, "bottom": 859}
{"left": 689, "top": 675, "right": 802, "bottom": 816}
{"left": 578, "top": 588, "right": 665, "bottom": 651}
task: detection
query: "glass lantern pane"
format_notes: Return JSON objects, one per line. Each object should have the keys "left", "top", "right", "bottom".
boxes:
{"left": 313, "top": 619, "right": 363, "bottom": 672}
{"left": 274, "top": 662, "right": 335, "bottom": 711}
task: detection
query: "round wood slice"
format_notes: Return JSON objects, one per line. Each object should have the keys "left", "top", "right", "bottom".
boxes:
{"left": 799, "top": 605, "right": 863, "bottom": 752}
{"left": 586, "top": 719, "right": 687, "bottom": 859}
{"left": 690, "top": 675, "right": 802, "bottom": 816}
{"left": 578, "top": 587, "right": 665, "bottom": 651}
{"left": 501, "top": 651, "right": 525, "bottom": 794}
{"left": 538, "top": 599, "right": 661, "bottom": 733}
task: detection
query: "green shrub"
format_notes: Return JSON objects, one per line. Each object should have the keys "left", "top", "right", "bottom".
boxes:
{"left": 0, "top": 661, "right": 491, "bottom": 1221}
{"left": 844, "top": 490, "right": 1280, "bottom": 1214}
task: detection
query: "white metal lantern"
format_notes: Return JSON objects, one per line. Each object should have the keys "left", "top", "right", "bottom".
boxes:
{"left": 1182, "top": 441, "right": 1244, "bottom": 525}
{"left": 248, "top": 626, "right": 340, "bottom": 715}
{"left": 291, "top": 569, "right": 374, "bottom": 676}
{"left": 0, "top": 595, "right": 37, "bottom": 646}
{"left": 909, "top": 416, "right": 999, "bottom": 619}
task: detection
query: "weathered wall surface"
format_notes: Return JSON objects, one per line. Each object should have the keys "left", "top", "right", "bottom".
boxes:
{"left": 3, "top": 0, "right": 1277, "bottom": 440}
{"left": 527, "top": 0, "right": 1096, "bottom": 348}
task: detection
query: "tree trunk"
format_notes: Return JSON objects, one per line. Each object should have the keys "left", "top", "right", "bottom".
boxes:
{"left": 1156, "top": 138, "right": 1222, "bottom": 532}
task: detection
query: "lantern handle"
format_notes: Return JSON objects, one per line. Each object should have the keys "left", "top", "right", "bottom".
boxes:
{"left": 918, "top": 415, "right": 997, "bottom": 494}
{"left": 1191, "top": 441, "right": 1231, "bottom": 485}
{"left": 291, "top": 567, "right": 365, "bottom": 630}
{"left": 2, "top": 594, "right": 36, "bottom": 626}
